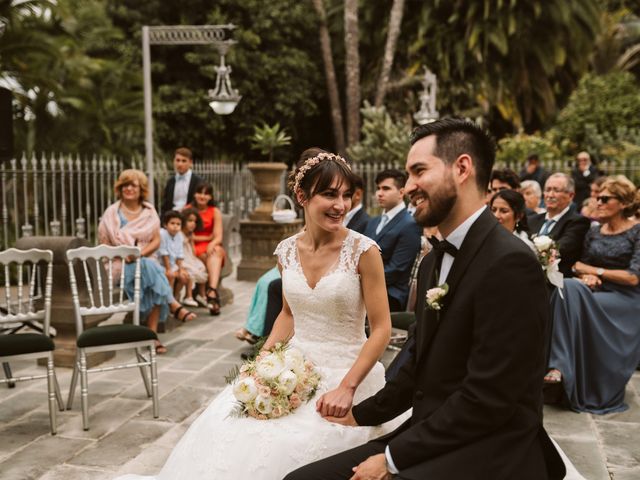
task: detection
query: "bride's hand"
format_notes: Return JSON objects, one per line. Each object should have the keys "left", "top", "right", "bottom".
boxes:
{"left": 324, "top": 408, "right": 358, "bottom": 427}
{"left": 316, "top": 385, "right": 355, "bottom": 418}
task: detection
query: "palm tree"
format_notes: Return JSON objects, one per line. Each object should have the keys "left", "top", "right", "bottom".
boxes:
{"left": 344, "top": 0, "right": 360, "bottom": 147}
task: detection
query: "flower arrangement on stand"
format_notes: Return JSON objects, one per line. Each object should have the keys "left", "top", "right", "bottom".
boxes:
{"left": 533, "top": 235, "right": 564, "bottom": 297}
{"left": 229, "top": 342, "right": 321, "bottom": 420}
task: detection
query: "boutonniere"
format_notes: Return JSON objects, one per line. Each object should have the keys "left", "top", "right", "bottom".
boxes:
{"left": 426, "top": 283, "right": 449, "bottom": 311}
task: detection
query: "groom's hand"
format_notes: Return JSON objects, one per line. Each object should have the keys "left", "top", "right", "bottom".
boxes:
{"left": 323, "top": 408, "right": 358, "bottom": 426}
{"left": 316, "top": 385, "right": 355, "bottom": 418}
{"left": 349, "top": 454, "right": 392, "bottom": 480}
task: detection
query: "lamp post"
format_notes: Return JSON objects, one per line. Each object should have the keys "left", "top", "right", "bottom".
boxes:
{"left": 142, "top": 24, "right": 239, "bottom": 203}
{"left": 413, "top": 66, "right": 439, "bottom": 125}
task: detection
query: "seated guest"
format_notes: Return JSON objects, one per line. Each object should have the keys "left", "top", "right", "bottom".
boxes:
{"left": 161, "top": 147, "right": 205, "bottom": 216}
{"left": 235, "top": 266, "right": 281, "bottom": 343}
{"left": 343, "top": 174, "right": 370, "bottom": 234}
{"left": 98, "top": 170, "right": 196, "bottom": 354}
{"left": 158, "top": 211, "right": 190, "bottom": 299}
{"left": 580, "top": 176, "right": 607, "bottom": 222}
{"left": 545, "top": 175, "right": 640, "bottom": 414}
{"left": 519, "top": 152, "right": 550, "bottom": 188}
{"left": 486, "top": 167, "right": 521, "bottom": 204}
{"left": 520, "top": 180, "right": 545, "bottom": 214}
{"left": 529, "top": 173, "right": 590, "bottom": 277}
{"left": 364, "top": 169, "right": 421, "bottom": 311}
{"left": 188, "top": 183, "right": 226, "bottom": 316}
{"left": 490, "top": 189, "right": 534, "bottom": 250}
{"left": 180, "top": 208, "right": 209, "bottom": 307}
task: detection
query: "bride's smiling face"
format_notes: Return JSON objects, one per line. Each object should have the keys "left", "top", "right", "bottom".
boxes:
{"left": 303, "top": 178, "right": 353, "bottom": 231}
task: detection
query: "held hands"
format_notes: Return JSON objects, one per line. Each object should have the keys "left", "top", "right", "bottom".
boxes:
{"left": 316, "top": 385, "right": 355, "bottom": 418}
{"left": 579, "top": 274, "right": 601, "bottom": 289}
{"left": 349, "top": 454, "right": 392, "bottom": 480}
{"left": 323, "top": 407, "right": 358, "bottom": 426}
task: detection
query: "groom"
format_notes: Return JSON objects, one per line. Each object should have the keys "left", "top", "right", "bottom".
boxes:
{"left": 285, "top": 118, "right": 565, "bottom": 479}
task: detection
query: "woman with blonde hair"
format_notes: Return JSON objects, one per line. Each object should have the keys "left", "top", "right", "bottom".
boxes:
{"left": 546, "top": 175, "right": 640, "bottom": 413}
{"left": 99, "top": 169, "right": 196, "bottom": 354}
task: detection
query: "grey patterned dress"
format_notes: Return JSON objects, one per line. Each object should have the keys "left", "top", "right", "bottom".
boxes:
{"left": 549, "top": 223, "right": 640, "bottom": 414}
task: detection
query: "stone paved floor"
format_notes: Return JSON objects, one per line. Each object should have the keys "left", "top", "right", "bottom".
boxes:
{"left": 1, "top": 271, "right": 638, "bottom": 480}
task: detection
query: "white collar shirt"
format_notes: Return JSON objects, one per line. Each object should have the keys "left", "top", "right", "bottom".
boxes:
{"left": 172, "top": 169, "right": 193, "bottom": 210}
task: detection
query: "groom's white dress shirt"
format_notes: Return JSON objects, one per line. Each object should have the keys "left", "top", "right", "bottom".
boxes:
{"left": 384, "top": 205, "right": 486, "bottom": 474}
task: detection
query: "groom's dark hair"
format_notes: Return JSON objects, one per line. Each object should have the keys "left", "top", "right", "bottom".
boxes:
{"left": 410, "top": 118, "right": 495, "bottom": 192}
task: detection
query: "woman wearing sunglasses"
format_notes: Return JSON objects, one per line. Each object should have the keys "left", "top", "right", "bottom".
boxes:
{"left": 545, "top": 175, "right": 640, "bottom": 414}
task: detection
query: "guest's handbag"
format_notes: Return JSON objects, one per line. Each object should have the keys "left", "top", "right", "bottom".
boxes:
{"left": 271, "top": 194, "right": 297, "bottom": 223}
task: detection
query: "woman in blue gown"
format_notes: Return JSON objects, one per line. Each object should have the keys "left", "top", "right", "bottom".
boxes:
{"left": 546, "top": 175, "right": 640, "bottom": 413}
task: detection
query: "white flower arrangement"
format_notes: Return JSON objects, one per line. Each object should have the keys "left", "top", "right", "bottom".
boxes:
{"left": 229, "top": 343, "right": 321, "bottom": 420}
{"left": 426, "top": 283, "right": 449, "bottom": 311}
{"left": 533, "top": 235, "right": 564, "bottom": 297}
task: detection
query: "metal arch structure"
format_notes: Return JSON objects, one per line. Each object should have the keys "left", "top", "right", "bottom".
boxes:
{"left": 142, "top": 24, "right": 237, "bottom": 203}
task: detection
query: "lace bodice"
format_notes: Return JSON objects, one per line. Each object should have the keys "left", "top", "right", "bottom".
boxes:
{"left": 274, "top": 230, "right": 378, "bottom": 368}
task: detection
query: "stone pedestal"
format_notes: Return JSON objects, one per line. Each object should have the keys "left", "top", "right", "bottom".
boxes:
{"left": 16, "top": 236, "right": 115, "bottom": 368}
{"left": 247, "top": 162, "right": 288, "bottom": 221}
{"left": 236, "top": 219, "right": 303, "bottom": 281}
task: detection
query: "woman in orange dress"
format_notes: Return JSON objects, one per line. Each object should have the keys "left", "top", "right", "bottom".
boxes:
{"left": 188, "top": 183, "right": 225, "bottom": 315}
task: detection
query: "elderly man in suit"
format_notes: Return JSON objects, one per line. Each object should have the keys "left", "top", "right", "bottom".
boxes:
{"left": 364, "top": 169, "right": 422, "bottom": 312}
{"left": 286, "top": 118, "right": 565, "bottom": 480}
{"left": 161, "top": 147, "right": 205, "bottom": 216}
{"left": 344, "top": 174, "right": 370, "bottom": 234}
{"left": 529, "top": 173, "right": 590, "bottom": 277}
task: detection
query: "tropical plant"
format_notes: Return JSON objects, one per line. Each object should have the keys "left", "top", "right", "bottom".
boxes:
{"left": 250, "top": 122, "right": 292, "bottom": 162}
{"left": 496, "top": 131, "right": 566, "bottom": 171}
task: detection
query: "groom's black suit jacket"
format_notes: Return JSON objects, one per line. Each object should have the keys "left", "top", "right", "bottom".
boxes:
{"left": 353, "top": 209, "right": 565, "bottom": 480}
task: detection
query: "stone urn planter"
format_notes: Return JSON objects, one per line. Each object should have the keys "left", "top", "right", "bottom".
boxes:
{"left": 247, "top": 162, "right": 288, "bottom": 221}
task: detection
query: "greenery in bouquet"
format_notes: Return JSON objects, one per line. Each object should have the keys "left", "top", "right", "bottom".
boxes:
{"left": 228, "top": 342, "right": 321, "bottom": 420}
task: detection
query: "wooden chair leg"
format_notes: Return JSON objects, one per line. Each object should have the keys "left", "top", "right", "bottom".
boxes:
{"left": 79, "top": 349, "right": 89, "bottom": 431}
{"left": 150, "top": 344, "right": 159, "bottom": 419}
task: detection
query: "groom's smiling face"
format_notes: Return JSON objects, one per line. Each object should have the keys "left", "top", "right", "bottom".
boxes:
{"left": 405, "top": 135, "right": 458, "bottom": 228}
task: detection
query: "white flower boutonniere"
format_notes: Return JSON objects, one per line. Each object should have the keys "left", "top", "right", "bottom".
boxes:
{"left": 426, "top": 283, "right": 449, "bottom": 311}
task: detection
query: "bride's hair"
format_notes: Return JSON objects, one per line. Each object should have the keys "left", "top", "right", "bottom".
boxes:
{"left": 288, "top": 147, "right": 357, "bottom": 204}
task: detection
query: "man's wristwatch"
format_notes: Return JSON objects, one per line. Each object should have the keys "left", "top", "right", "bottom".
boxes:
{"left": 596, "top": 268, "right": 604, "bottom": 278}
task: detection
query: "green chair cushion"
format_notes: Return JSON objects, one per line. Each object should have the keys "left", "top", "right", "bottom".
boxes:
{"left": 390, "top": 312, "right": 416, "bottom": 331}
{"left": 0, "top": 333, "right": 55, "bottom": 357}
{"left": 77, "top": 324, "right": 157, "bottom": 348}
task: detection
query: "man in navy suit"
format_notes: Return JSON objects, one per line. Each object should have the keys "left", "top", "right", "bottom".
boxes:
{"left": 344, "top": 175, "right": 370, "bottom": 234}
{"left": 364, "top": 169, "right": 422, "bottom": 312}
{"left": 161, "top": 147, "right": 205, "bottom": 216}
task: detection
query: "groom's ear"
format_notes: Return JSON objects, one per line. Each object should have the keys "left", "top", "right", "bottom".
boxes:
{"left": 453, "top": 154, "right": 474, "bottom": 186}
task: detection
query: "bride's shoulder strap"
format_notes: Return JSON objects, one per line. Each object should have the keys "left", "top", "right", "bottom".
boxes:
{"left": 343, "top": 230, "right": 380, "bottom": 272}
{"left": 274, "top": 233, "right": 299, "bottom": 269}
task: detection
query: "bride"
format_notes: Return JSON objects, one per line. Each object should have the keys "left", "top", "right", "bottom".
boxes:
{"left": 116, "top": 148, "right": 406, "bottom": 480}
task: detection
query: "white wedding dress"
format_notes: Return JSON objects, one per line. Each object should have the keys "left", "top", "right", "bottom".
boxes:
{"left": 116, "top": 230, "right": 407, "bottom": 480}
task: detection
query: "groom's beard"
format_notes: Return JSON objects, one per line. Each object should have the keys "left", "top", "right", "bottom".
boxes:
{"left": 414, "top": 175, "right": 457, "bottom": 228}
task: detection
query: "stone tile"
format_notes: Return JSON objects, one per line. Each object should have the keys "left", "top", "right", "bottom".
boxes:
{"left": 0, "top": 411, "right": 51, "bottom": 459}
{"left": 57, "top": 398, "right": 148, "bottom": 440}
{"left": 115, "top": 444, "right": 172, "bottom": 476}
{"left": 38, "top": 464, "right": 110, "bottom": 480}
{"left": 158, "top": 338, "right": 208, "bottom": 358}
{"left": 68, "top": 419, "right": 171, "bottom": 469}
{"left": 0, "top": 435, "right": 90, "bottom": 480}
{"left": 552, "top": 436, "right": 610, "bottom": 480}
{"left": 120, "top": 369, "right": 187, "bottom": 400}
{"left": 608, "top": 466, "right": 640, "bottom": 480}
{"left": 183, "top": 361, "right": 238, "bottom": 390}
{"left": 592, "top": 387, "right": 640, "bottom": 424}
{"left": 205, "top": 331, "right": 247, "bottom": 351}
{"left": 543, "top": 405, "right": 594, "bottom": 438}
{"left": 0, "top": 389, "right": 48, "bottom": 420}
{"left": 596, "top": 420, "right": 640, "bottom": 469}
{"left": 136, "top": 385, "right": 212, "bottom": 424}
{"left": 165, "top": 348, "right": 222, "bottom": 372}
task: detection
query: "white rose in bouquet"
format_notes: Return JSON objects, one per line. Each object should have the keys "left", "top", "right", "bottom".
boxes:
{"left": 254, "top": 394, "right": 274, "bottom": 415}
{"left": 533, "top": 235, "right": 553, "bottom": 252}
{"left": 256, "top": 353, "right": 285, "bottom": 380}
{"left": 284, "top": 348, "right": 305, "bottom": 375}
{"left": 277, "top": 370, "right": 298, "bottom": 395}
{"left": 232, "top": 377, "right": 258, "bottom": 403}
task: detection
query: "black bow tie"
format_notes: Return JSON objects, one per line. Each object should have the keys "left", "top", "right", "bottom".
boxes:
{"left": 428, "top": 236, "right": 458, "bottom": 257}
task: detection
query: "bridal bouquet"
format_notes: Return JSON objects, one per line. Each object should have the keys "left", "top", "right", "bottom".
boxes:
{"left": 229, "top": 342, "right": 321, "bottom": 420}
{"left": 532, "top": 235, "right": 564, "bottom": 297}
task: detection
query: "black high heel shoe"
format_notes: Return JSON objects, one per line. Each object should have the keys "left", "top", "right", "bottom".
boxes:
{"left": 206, "top": 286, "right": 221, "bottom": 316}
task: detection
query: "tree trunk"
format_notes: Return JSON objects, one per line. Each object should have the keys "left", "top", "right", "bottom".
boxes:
{"left": 311, "top": 0, "right": 346, "bottom": 154}
{"left": 344, "top": 0, "right": 360, "bottom": 147}
{"left": 374, "top": 0, "right": 405, "bottom": 107}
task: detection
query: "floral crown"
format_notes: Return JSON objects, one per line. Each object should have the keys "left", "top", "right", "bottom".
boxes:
{"left": 293, "top": 152, "right": 351, "bottom": 193}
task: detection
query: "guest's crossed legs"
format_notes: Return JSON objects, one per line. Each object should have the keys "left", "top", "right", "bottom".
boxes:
{"left": 284, "top": 441, "right": 387, "bottom": 480}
